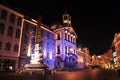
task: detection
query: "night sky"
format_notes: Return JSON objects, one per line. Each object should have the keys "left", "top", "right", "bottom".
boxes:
{"left": 1, "top": 0, "right": 120, "bottom": 55}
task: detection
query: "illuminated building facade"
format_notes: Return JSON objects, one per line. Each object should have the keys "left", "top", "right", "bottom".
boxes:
{"left": 0, "top": 4, "right": 78, "bottom": 71}
{"left": 51, "top": 13, "right": 77, "bottom": 69}
{"left": 77, "top": 45, "right": 91, "bottom": 69}
{"left": 113, "top": 33, "right": 120, "bottom": 68}
{"left": 83, "top": 47, "right": 91, "bottom": 68}
{"left": 0, "top": 4, "right": 24, "bottom": 71}
{"left": 19, "top": 18, "right": 56, "bottom": 70}
{"left": 20, "top": 13, "right": 77, "bottom": 70}
{"left": 76, "top": 47, "right": 85, "bottom": 69}
{"left": 100, "top": 49, "right": 114, "bottom": 69}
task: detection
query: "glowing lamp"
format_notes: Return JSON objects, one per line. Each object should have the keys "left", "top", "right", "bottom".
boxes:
{"left": 65, "top": 31, "right": 67, "bottom": 33}
{"left": 70, "top": 48, "right": 73, "bottom": 52}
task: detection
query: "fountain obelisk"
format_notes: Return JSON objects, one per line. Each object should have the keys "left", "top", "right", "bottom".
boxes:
{"left": 21, "top": 15, "right": 47, "bottom": 75}
{"left": 30, "top": 15, "right": 42, "bottom": 64}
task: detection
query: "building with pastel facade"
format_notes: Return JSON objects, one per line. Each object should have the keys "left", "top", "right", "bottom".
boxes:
{"left": 0, "top": 4, "right": 24, "bottom": 71}
{"left": 77, "top": 45, "right": 91, "bottom": 69}
{"left": 51, "top": 13, "right": 77, "bottom": 70}
{"left": 112, "top": 33, "right": 120, "bottom": 68}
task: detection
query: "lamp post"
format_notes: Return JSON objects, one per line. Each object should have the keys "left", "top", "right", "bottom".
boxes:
{"left": 97, "top": 55, "right": 101, "bottom": 67}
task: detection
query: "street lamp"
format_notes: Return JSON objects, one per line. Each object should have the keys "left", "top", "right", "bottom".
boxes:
{"left": 97, "top": 55, "right": 101, "bottom": 67}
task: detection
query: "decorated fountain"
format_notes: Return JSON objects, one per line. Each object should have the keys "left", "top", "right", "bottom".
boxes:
{"left": 19, "top": 16, "right": 48, "bottom": 75}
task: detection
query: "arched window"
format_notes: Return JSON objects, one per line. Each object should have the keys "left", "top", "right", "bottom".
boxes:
{"left": 0, "top": 23, "right": 5, "bottom": 34}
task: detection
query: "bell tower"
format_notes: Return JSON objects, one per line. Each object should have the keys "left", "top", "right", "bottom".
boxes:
{"left": 62, "top": 12, "right": 71, "bottom": 27}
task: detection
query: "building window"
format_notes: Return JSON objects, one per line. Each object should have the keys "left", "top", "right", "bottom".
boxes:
{"left": 17, "top": 17, "right": 22, "bottom": 26}
{"left": 68, "top": 35, "right": 70, "bottom": 41}
{"left": 65, "top": 46, "right": 67, "bottom": 54}
{"left": 74, "top": 49, "right": 75, "bottom": 54}
{"left": 57, "top": 33, "right": 60, "bottom": 40}
{"left": 71, "top": 36, "right": 72, "bottom": 42}
{"left": 57, "top": 45, "right": 60, "bottom": 54}
{"left": 0, "top": 10, "right": 7, "bottom": 20}
{"left": 0, "top": 23, "right": 5, "bottom": 34}
{"left": 69, "top": 36, "right": 71, "bottom": 42}
{"left": 5, "top": 42, "right": 11, "bottom": 51}
{"left": 74, "top": 38, "right": 76, "bottom": 44}
{"left": 65, "top": 33, "right": 67, "bottom": 40}
{"left": 64, "top": 16, "right": 67, "bottom": 20}
{"left": 10, "top": 14, "right": 15, "bottom": 23}
{"left": 0, "top": 41, "right": 2, "bottom": 50}
{"left": 7, "top": 26, "right": 13, "bottom": 37}
{"left": 14, "top": 44, "right": 18, "bottom": 52}
{"left": 15, "top": 29, "right": 20, "bottom": 39}
{"left": 73, "top": 38, "right": 75, "bottom": 43}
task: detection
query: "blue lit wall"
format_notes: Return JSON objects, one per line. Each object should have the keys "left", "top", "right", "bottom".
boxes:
{"left": 52, "top": 24, "right": 77, "bottom": 70}
{"left": 41, "top": 28, "right": 55, "bottom": 69}
{"left": 20, "top": 20, "right": 56, "bottom": 69}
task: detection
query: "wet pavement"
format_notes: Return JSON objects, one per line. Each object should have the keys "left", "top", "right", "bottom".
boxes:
{"left": 0, "top": 68, "right": 120, "bottom": 80}
{"left": 52, "top": 68, "right": 120, "bottom": 80}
